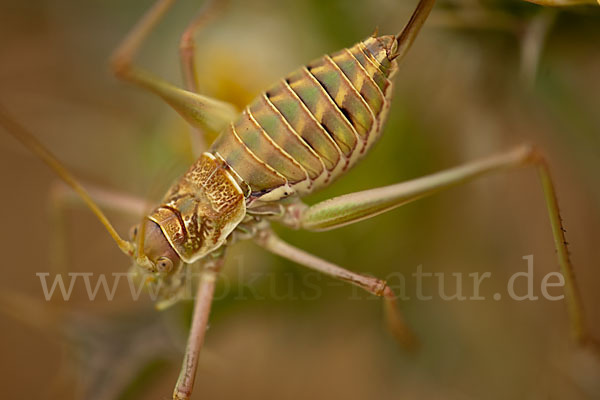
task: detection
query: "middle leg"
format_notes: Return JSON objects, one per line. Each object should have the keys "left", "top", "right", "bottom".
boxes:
{"left": 254, "top": 229, "right": 417, "bottom": 349}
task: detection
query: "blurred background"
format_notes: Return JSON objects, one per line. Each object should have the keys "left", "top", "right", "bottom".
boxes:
{"left": 1, "top": 0, "right": 599, "bottom": 399}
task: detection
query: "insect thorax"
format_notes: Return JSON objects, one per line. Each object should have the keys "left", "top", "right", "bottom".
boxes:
{"left": 148, "top": 153, "right": 246, "bottom": 264}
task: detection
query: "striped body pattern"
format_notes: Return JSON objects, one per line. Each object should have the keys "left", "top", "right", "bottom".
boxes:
{"left": 210, "top": 35, "right": 400, "bottom": 203}
{"left": 148, "top": 34, "right": 402, "bottom": 266}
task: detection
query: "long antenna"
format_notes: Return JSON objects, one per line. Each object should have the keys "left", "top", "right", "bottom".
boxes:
{"left": 136, "top": 216, "right": 153, "bottom": 270}
{"left": 394, "top": 0, "right": 436, "bottom": 61}
{"left": 0, "top": 104, "right": 135, "bottom": 257}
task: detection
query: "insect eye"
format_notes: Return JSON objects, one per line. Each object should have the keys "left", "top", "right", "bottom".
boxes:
{"left": 129, "top": 225, "right": 139, "bottom": 240}
{"left": 156, "top": 257, "right": 174, "bottom": 273}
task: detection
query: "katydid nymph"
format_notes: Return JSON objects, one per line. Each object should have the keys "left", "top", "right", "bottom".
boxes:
{"left": 0, "top": 0, "right": 594, "bottom": 398}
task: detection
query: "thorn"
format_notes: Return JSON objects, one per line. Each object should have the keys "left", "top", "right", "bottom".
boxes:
{"left": 371, "top": 26, "right": 379, "bottom": 37}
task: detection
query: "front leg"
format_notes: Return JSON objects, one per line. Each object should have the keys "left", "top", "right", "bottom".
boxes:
{"left": 48, "top": 181, "right": 149, "bottom": 275}
{"left": 173, "top": 254, "right": 224, "bottom": 400}
{"left": 110, "top": 0, "right": 238, "bottom": 155}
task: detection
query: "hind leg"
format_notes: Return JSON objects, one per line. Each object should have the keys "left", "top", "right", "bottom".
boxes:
{"left": 280, "top": 145, "right": 591, "bottom": 347}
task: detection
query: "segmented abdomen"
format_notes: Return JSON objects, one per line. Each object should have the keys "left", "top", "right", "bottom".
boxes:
{"left": 210, "top": 35, "right": 397, "bottom": 202}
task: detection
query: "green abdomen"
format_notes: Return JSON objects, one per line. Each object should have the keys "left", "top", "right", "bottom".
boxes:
{"left": 210, "top": 36, "right": 396, "bottom": 202}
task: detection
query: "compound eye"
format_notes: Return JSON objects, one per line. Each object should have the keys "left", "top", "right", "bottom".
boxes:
{"left": 129, "top": 225, "right": 139, "bottom": 241}
{"left": 156, "top": 257, "right": 174, "bottom": 273}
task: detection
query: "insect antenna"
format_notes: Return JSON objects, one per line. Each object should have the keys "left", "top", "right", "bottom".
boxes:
{"left": 136, "top": 218, "right": 152, "bottom": 269}
{"left": 135, "top": 212, "right": 155, "bottom": 271}
{"left": 393, "top": 0, "right": 436, "bottom": 61}
{"left": 135, "top": 158, "right": 186, "bottom": 271}
{"left": 0, "top": 104, "right": 135, "bottom": 257}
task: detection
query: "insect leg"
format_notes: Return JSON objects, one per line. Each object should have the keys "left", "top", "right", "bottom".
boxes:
{"left": 254, "top": 230, "right": 417, "bottom": 349}
{"left": 49, "top": 182, "right": 149, "bottom": 274}
{"left": 524, "top": 0, "right": 599, "bottom": 6}
{"left": 3, "top": 185, "right": 147, "bottom": 397}
{"left": 179, "top": 0, "right": 230, "bottom": 152}
{"left": 50, "top": 181, "right": 148, "bottom": 218}
{"left": 179, "top": 0, "right": 227, "bottom": 93}
{"left": 110, "top": 0, "right": 238, "bottom": 152}
{"left": 0, "top": 106, "right": 135, "bottom": 256}
{"left": 173, "top": 255, "right": 223, "bottom": 400}
{"left": 287, "top": 144, "right": 591, "bottom": 348}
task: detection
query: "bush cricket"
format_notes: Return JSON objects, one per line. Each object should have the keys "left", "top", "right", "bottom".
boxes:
{"left": 0, "top": 0, "right": 596, "bottom": 398}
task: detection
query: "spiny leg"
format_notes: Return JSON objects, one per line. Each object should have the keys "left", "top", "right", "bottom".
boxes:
{"left": 254, "top": 230, "right": 417, "bottom": 349}
{"left": 173, "top": 255, "right": 223, "bottom": 400}
{"left": 284, "top": 144, "right": 592, "bottom": 348}
{"left": 110, "top": 0, "right": 237, "bottom": 154}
